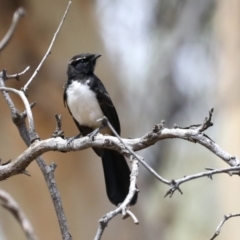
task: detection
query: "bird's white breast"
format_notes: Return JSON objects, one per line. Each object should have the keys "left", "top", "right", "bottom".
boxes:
{"left": 66, "top": 81, "right": 104, "bottom": 128}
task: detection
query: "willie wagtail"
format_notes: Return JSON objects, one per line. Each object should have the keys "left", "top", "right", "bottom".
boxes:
{"left": 63, "top": 53, "right": 138, "bottom": 206}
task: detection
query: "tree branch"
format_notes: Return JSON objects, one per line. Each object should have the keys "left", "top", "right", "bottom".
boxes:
{"left": 164, "top": 165, "right": 240, "bottom": 197}
{"left": 0, "top": 2, "right": 73, "bottom": 239}
{"left": 94, "top": 157, "right": 139, "bottom": 240}
{"left": 0, "top": 4, "right": 238, "bottom": 239}
{"left": 0, "top": 73, "right": 71, "bottom": 240}
{"left": 0, "top": 190, "right": 37, "bottom": 240}
{"left": 210, "top": 213, "right": 240, "bottom": 240}
{"left": 3, "top": 66, "right": 30, "bottom": 81}
{"left": 0, "top": 109, "right": 237, "bottom": 180}
{"left": 22, "top": 1, "right": 72, "bottom": 92}
{"left": 0, "top": 7, "right": 25, "bottom": 51}
{"left": 0, "top": 85, "right": 38, "bottom": 142}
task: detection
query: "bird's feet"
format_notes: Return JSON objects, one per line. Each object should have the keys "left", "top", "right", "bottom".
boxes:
{"left": 66, "top": 133, "right": 82, "bottom": 146}
{"left": 88, "top": 120, "right": 108, "bottom": 141}
{"left": 88, "top": 128, "right": 100, "bottom": 141}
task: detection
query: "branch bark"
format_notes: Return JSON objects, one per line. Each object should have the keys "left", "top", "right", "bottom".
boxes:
{"left": 0, "top": 108, "right": 238, "bottom": 185}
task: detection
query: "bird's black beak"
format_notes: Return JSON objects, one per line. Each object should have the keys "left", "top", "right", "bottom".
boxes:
{"left": 91, "top": 54, "right": 101, "bottom": 61}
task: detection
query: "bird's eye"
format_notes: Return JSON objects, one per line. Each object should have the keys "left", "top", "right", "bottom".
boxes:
{"left": 80, "top": 59, "right": 84, "bottom": 63}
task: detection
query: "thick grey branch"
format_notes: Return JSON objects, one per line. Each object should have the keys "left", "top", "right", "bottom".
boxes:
{"left": 98, "top": 116, "right": 170, "bottom": 184}
{"left": 0, "top": 117, "right": 238, "bottom": 181}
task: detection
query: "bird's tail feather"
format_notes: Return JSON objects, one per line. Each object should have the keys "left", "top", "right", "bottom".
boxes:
{"left": 101, "top": 149, "right": 138, "bottom": 205}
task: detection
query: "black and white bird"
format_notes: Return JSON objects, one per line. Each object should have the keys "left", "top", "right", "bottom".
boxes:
{"left": 63, "top": 53, "right": 138, "bottom": 206}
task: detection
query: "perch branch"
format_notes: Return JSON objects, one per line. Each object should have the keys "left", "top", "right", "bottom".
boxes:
{"left": 0, "top": 110, "right": 238, "bottom": 182}
{"left": 98, "top": 116, "right": 170, "bottom": 184}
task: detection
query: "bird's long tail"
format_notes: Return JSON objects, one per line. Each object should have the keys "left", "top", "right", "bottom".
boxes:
{"left": 101, "top": 149, "right": 138, "bottom": 206}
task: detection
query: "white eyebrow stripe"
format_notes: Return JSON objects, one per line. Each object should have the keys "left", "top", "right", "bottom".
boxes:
{"left": 69, "top": 56, "right": 87, "bottom": 64}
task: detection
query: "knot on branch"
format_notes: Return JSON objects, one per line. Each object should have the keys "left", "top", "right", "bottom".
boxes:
{"left": 178, "top": 108, "right": 214, "bottom": 133}
{"left": 15, "top": 7, "right": 26, "bottom": 18}
{"left": 153, "top": 120, "right": 165, "bottom": 133}
{"left": 52, "top": 114, "right": 64, "bottom": 138}
{"left": 1, "top": 67, "right": 30, "bottom": 82}
{"left": 164, "top": 180, "right": 183, "bottom": 198}
{"left": 199, "top": 108, "right": 214, "bottom": 132}
{"left": 0, "top": 158, "right": 11, "bottom": 166}
{"left": 141, "top": 121, "right": 165, "bottom": 144}
{"left": 12, "top": 102, "right": 36, "bottom": 126}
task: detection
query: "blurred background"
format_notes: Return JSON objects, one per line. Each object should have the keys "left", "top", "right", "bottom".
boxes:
{"left": 0, "top": 0, "right": 240, "bottom": 239}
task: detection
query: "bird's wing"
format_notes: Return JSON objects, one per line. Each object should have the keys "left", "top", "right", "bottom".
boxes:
{"left": 63, "top": 82, "right": 68, "bottom": 107}
{"left": 93, "top": 77, "right": 121, "bottom": 135}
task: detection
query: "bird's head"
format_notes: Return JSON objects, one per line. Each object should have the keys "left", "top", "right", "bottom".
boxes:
{"left": 67, "top": 53, "right": 101, "bottom": 77}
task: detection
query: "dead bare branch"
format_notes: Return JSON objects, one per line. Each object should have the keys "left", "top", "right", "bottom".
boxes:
{"left": 210, "top": 213, "right": 240, "bottom": 240}
{"left": 98, "top": 116, "right": 170, "bottom": 184}
{"left": 0, "top": 109, "right": 237, "bottom": 182}
{"left": 0, "top": 7, "right": 25, "bottom": 51}
{"left": 3, "top": 66, "right": 30, "bottom": 81}
{"left": 0, "top": 85, "right": 38, "bottom": 142}
{"left": 22, "top": 1, "right": 72, "bottom": 92}
{"left": 94, "top": 158, "right": 139, "bottom": 240}
{"left": 0, "top": 190, "right": 37, "bottom": 240}
{"left": 0, "top": 73, "right": 71, "bottom": 240}
{"left": 0, "top": 2, "right": 73, "bottom": 238}
{"left": 164, "top": 165, "right": 240, "bottom": 197}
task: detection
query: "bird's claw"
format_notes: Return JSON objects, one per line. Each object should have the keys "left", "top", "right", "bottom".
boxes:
{"left": 88, "top": 128, "right": 100, "bottom": 141}
{"left": 66, "top": 133, "right": 81, "bottom": 146}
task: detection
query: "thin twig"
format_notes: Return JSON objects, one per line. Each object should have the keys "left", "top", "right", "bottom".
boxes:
{"left": 95, "top": 117, "right": 141, "bottom": 239}
{"left": 0, "top": 7, "right": 25, "bottom": 51}
{"left": 22, "top": 1, "right": 72, "bottom": 92}
{"left": 0, "top": 190, "right": 38, "bottom": 240}
{"left": 0, "top": 86, "right": 38, "bottom": 142}
{"left": 98, "top": 116, "right": 170, "bottom": 184}
{"left": 164, "top": 166, "right": 240, "bottom": 197}
{"left": 3, "top": 66, "right": 30, "bottom": 81}
{"left": 210, "top": 213, "right": 240, "bottom": 240}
